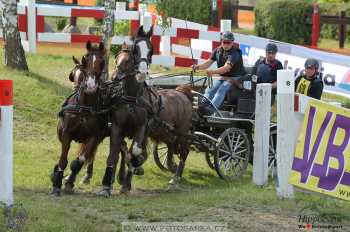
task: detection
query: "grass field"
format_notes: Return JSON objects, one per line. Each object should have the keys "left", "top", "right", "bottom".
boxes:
{"left": 0, "top": 45, "right": 349, "bottom": 232}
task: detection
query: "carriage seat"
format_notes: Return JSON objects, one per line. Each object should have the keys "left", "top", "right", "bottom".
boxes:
{"left": 221, "top": 74, "right": 257, "bottom": 118}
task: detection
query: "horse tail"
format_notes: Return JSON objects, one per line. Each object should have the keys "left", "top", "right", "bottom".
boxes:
{"left": 175, "top": 85, "right": 193, "bottom": 101}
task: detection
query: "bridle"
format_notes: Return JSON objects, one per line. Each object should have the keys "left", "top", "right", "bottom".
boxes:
{"left": 82, "top": 51, "right": 106, "bottom": 79}
{"left": 114, "top": 48, "right": 137, "bottom": 81}
{"left": 132, "top": 37, "right": 153, "bottom": 72}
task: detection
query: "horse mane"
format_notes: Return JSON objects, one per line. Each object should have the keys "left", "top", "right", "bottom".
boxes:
{"left": 175, "top": 85, "right": 193, "bottom": 101}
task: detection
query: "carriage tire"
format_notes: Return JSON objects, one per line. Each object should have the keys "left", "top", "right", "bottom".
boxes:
{"left": 205, "top": 151, "right": 215, "bottom": 170}
{"left": 214, "top": 128, "right": 250, "bottom": 180}
{"left": 152, "top": 142, "right": 178, "bottom": 173}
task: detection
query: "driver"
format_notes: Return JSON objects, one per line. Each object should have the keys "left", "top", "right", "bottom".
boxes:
{"left": 192, "top": 31, "right": 246, "bottom": 113}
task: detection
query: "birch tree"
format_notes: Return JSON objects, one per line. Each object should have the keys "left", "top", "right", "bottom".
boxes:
{"left": 101, "top": 0, "right": 116, "bottom": 80}
{"left": 1, "top": 0, "right": 28, "bottom": 70}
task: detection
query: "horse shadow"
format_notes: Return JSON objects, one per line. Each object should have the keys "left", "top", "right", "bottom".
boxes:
{"left": 28, "top": 71, "right": 72, "bottom": 98}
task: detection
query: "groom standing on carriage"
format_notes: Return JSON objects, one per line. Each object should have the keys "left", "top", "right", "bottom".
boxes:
{"left": 192, "top": 31, "right": 246, "bottom": 114}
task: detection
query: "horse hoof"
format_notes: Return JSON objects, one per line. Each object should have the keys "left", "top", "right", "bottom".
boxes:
{"left": 80, "top": 175, "right": 91, "bottom": 185}
{"left": 120, "top": 187, "right": 129, "bottom": 195}
{"left": 63, "top": 183, "right": 75, "bottom": 194}
{"left": 64, "top": 173, "right": 72, "bottom": 182}
{"left": 96, "top": 187, "right": 111, "bottom": 198}
{"left": 133, "top": 166, "right": 144, "bottom": 176}
{"left": 50, "top": 187, "right": 61, "bottom": 197}
{"left": 168, "top": 176, "right": 181, "bottom": 185}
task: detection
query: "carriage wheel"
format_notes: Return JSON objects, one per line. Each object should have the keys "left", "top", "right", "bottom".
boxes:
{"left": 205, "top": 151, "right": 215, "bottom": 170}
{"left": 214, "top": 128, "right": 250, "bottom": 180}
{"left": 152, "top": 142, "right": 179, "bottom": 173}
{"left": 269, "top": 127, "right": 277, "bottom": 176}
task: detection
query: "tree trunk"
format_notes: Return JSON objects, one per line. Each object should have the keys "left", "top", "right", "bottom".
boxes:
{"left": 232, "top": 0, "right": 239, "bottom": 28}
{"left": 101, "top": 0, "right": 115, "bottom": 80}
{"left": 1, "top": 0, "right": 28, "bottom": 70}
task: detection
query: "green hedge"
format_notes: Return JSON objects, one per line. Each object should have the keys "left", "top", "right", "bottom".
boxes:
{"left": 155, "top": 0, "right": 211, "bottom": 25}
{"left": 255, "top": 0, "right": 313, "bottom": 45}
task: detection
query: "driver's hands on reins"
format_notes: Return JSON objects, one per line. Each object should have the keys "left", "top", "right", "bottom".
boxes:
{"left": 192, "top": 64, "right": 199, "bottom": 72}
{"left": 206, "top": 70, "right": 214, "bottom": 78}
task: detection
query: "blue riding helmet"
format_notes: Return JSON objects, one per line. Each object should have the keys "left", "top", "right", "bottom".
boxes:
{"left": 265, "top": 43, "right": 278, "bottom": 53}
{"left": 221, "top": 31, "right": 235, "bottom": 41}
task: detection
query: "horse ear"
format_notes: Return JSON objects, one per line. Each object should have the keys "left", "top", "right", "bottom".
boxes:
{"left": 86, "top": 41, "right": 92, "bottom": 51}
{"left": 137, "top": 25, "right": 145, "bottom": 37}
{"left": 69, "top": 72, "right": 74, "bottom": 82}
{"left": 81, "top": 56, "right": 87, "bottom": 67}
{"left": 72, "top": 56, "right": 80, "bottom": 65}
{"left": 146, "top": 25, "right": 153, "bottom": 38}
{"left": 122, "top": 42, "right": 128, "bottom": 50}
{"left": 99, "top": 42, "right": 105, "bottom": 53}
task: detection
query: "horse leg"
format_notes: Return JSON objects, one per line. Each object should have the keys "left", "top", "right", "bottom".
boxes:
{"left": 121, "top": 125, "right": 147, "bottom": 193}
{"left": 169, "top": 142, "right": 189, "bottom": 186}
{"left": 80, "top": 135, "right": 105, "bottom": 185}
{"left": 65, "top": 137, "right": 99, "bottom": 193}
{"left": 97, "top": 124, "right": 122, "bottom": 198}
{"left": 120, "top": 163, "right": 134, "bottom": 194}
{"left": 51, "top": 136, "right": 71, "bottom": 196}
{"left": 117, "top": 140, "right": 127, "bottom": 185}
{"left": 166, "top": 143, "right": 177, "bottom": 172}
{"left": 80, "top": 162, "right": 94, "bottom": 185}
{"left": 129, "top": 125, "right": 147, "bottom": 172}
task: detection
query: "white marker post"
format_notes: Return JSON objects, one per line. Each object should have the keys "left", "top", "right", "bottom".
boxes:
{"left": 276, "top": 70, "right": 295, "bottom": 199}
{"left": 220, "top": 20, "right": 231, "bottom": 32}
{"left": 253, "top": 83, "right": 271, "bottom": 186}
{"left": 141, "top": 14, "right": 152, "bottom": 33}
{"left": 0, "top": 80, "right": 14, "bottom": 206}
{"left": 27, "top": 0, "right": 37, "bottom": 53}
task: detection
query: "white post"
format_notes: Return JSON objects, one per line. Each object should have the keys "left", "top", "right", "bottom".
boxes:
{"left": 0, "top": 80, "right": 13, "bottom": 206}
{"left": 141, "top": 14, "right": 152, "bottom": 33}
{"left": 220, "top": 19, "right": 231, "bottom": 32}
{"left": 26, "top": 0, "right": 36, "bottom": 53}
{"left": 115, "top": 1, "right": 126, "bottom": 11}
{"left": 160, "top": 36, "right": 171, "bottom": 56}
{"left": 253, "top": 83, "right": 271, "bottom": 186}
{"left": 276, "top": 70, "right": 295, "bottom": 199}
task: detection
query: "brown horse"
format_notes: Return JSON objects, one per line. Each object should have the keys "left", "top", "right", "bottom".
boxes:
{"left": 97, "top": 42, "right": 150, "bottom": 197}
{"left": 97, "top": 28, "right": 193, "bottom": 196}
{"left": 128, "top": 26, "right": 193, "bottom": 186}
{"left": 51, "top": 41, "right": 108, "bottom": 196}
{"left": 148, "top": 85, "right": 193, "bottom": 186}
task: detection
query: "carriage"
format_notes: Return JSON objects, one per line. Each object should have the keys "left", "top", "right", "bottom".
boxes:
{"left": 151, "top": 73, "right": 277, "bottom": 180}
{"left": 52, "top": 38, "right": 277, "bottom": 196}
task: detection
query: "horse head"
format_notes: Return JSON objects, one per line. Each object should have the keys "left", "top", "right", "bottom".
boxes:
{"left": 132, "top": 26, "right": 153, "bottom": 82}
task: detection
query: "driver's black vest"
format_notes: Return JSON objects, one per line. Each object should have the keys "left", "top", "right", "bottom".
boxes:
{"left": 216, "top": 47, "right": 246, "bottom": 77}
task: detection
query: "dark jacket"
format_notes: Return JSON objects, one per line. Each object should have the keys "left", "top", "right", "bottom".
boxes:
{"left": 252, "top": 57, "right": 283, "bottom": 84}
{"left": 295, "top": 75, "right": 324, "bottom": 100}
{"left": 210, "top": 47, "right": 246, "bottom": 77}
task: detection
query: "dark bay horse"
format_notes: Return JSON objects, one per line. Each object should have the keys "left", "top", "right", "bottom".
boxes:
{"left": 129, "top": 26, "right": 193, "bottom": 186}
{"left": 98, "top": 26, "right": 193, "bottom": 196}
{"left": 51, "top": 41, "right": 109, "bottom": 196}
{"left": 97, "top": 42, "right": 150, "bottom": 197}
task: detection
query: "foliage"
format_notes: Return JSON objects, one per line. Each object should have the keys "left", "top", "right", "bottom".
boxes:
{"left": 56, "top": 17, "right": 67, "bottom": 31}
{"left": 110, "top": 21, "right": 130, "bottom": 57}
{"left": 154, "top": 0, "right": 212, "bottom": 27}
{"left": 255, "top": 0, "right": 313, "bottom": 45}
